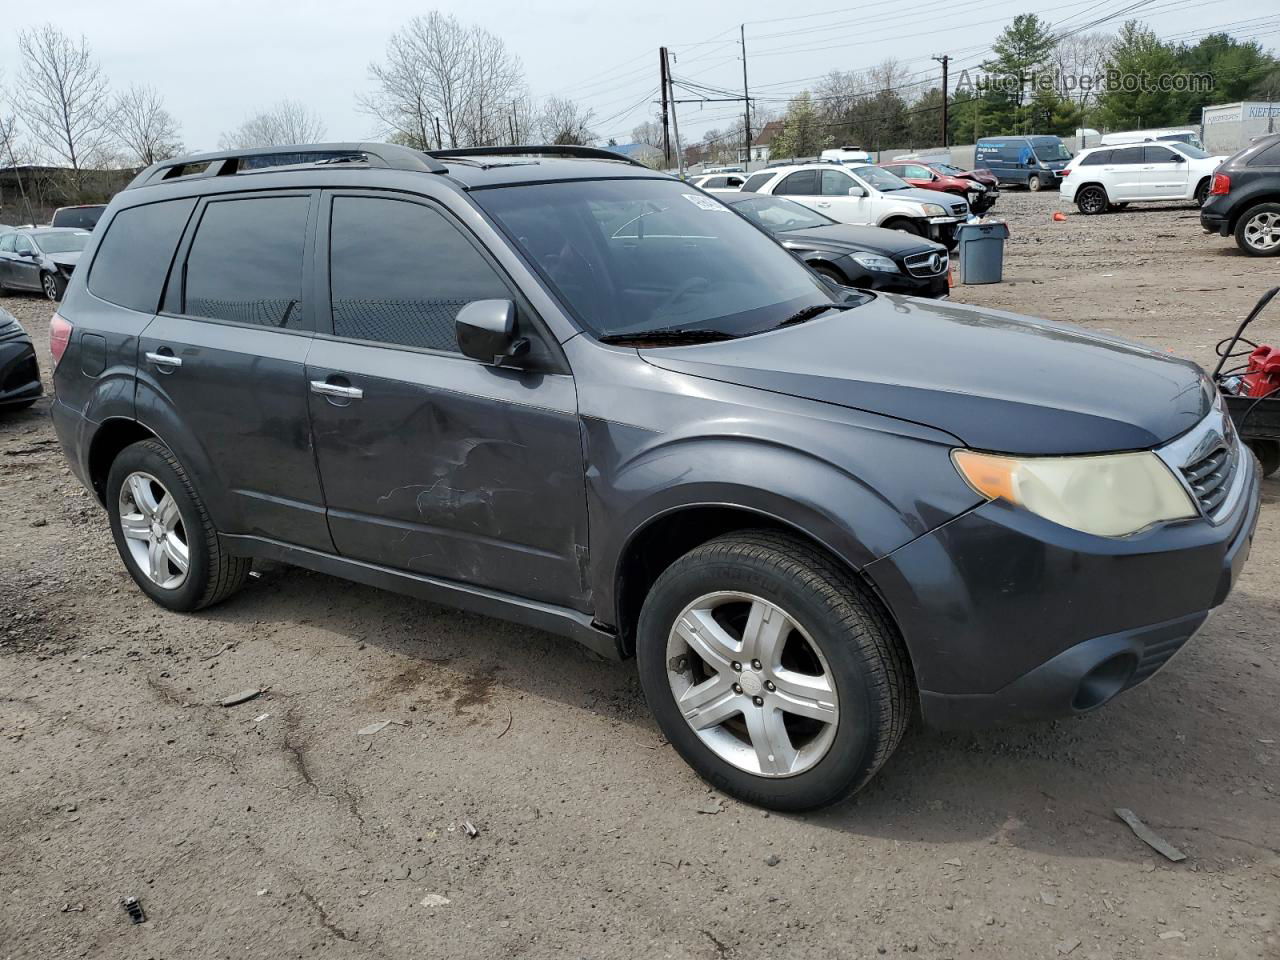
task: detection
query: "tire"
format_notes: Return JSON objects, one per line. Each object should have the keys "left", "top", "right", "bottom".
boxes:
{"left": 1076, "top": 185, "right": 1109, "bottom": 215}
{"left": 1028, "top": 175, "right": 1043, "bottom": 192}
{"left": 812, "top": 264, "right": 848, "bottom": 285}
{"left": 1234, "top": 203, "right": 1280, "bottom": 257}
{"left": 883, "top": 218, "right": 923, "bottom": 237}
{"left": 1194, "top": 178, "right": 1211, "bottom": 207}
{"left": 42, "top": 272, "right": 66, "bottom": 302}
{"left": 1251, "top": 440, "right": 1280, "bottom": 478}
{"left": 106, "top": 439, "right": 251, "bottom": 612}
{"left": 636, "top": 530, "right": 913, "bottom": 811}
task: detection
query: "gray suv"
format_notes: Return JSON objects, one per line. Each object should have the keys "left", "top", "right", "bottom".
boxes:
{"left": 50, "top": 143, "right": 1260, "bottom": 810}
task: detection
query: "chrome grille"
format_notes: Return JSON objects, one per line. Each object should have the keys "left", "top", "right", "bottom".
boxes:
{"left": 949, "top": 202, "right": 967, "bottom": 216}
{"left": 1181, "top": 444, "right": 1235, "bottom": 517}
{"left": 904, "top": 251, "right": 948, "bottom": 277}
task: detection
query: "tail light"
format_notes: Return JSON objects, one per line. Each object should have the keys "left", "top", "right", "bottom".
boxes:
{"left": 1210, "top": 173, "right": 1231, "bottom": 196}
{"left": 49, "top": 312, "right": 73, "bottom": 369}
{"left": 1061, "top": 168, "right": 1072, "bottom": 177}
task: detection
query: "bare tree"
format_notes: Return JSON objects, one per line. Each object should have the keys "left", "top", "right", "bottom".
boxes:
{"left": 218, "top": 100, "right": 327, "bottom": 149}
{"left": 537, "top": 97, "right": 595, "bottom": 145}
{"left": 1050, "top": 32, "right": 1114, "bottom": 108}
{"left": 115, "top": 85, "right": 182, "bottom": 166}
{"left": 360, "top": 13, "right": 525, "bottom": 150}
{"left": 14, "top": 25, "right": 115, "bottom": 185}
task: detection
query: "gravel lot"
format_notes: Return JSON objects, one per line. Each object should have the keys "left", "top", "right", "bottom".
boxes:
{"left": 2, "top": 191, "right": 1278, "bottom": 960}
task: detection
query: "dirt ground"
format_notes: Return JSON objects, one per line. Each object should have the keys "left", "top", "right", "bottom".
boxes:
{"left": 1, "top": 191, "right": 1278, "bottom": 960}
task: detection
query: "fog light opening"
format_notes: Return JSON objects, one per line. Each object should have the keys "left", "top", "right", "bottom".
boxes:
{"left": 1073, "top": 654, "right": 1137, "bottom": 712}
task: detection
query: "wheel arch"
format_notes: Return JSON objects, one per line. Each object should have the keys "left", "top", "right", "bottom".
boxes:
{"left": 611, "top": 502, "right": 906, "bottom": 662}
{"left": 87, "top": 418, "right": 159, "bottom": 504}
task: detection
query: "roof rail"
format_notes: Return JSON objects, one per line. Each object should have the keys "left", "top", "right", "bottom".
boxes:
{"left": 427, "top": 144, "right": 648, "bottom": 168}
{"left": 125, "top": 142, "right": 448, "bottom": 190}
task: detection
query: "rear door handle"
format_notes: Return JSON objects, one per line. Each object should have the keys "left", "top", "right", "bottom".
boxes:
{"left": 310, "top": 380, "right": 363, "bottom": 400}
{"left": 145, "top": 351, "right": 182, "bottom": 369}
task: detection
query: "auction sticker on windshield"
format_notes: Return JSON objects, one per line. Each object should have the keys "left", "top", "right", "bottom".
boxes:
{"left": 683, "top": 194, "right": 730, "bottom": 211}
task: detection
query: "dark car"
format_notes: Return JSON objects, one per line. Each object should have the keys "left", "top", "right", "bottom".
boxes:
{"left": 0, "top": 227, "right": 91, "bottom": 300}
{"left": 879, "top": 161, "right": 997, "bottom": 213}
{"left": 1201, "top": 133, "right": 1280, "bottom": 257}
{"left": 725, "top": 193, "right": 949, "bottom": 298}
{"left": 975, "top": 135, "right": 1072, "bottom": 191}
{"left": 49, "top": 142, "right": 1260, "bottom": 811}
{"left": 51, "top": 204, "right": 108, "bottom": 230}
{"left": 0, "top": 307, "right": 42, "bottom": 411}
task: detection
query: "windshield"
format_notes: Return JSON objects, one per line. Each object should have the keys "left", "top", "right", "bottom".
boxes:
{"left": 1031, "top": 139, "right": 1072, "bottom": 162}
{"left": 476, "top": 178, "right": 837, "bottom": 340}
{"left": 32, "top": 231, "right": 90, "bottom": 254}
{"left": 849, "top": 165, "right": 910, "bottom": 192}
{"left": 730, "top": 195, "right": 835, "bottom": 232}
{"left": 1169, "top": 142, "right": 1210, "bottom": 159}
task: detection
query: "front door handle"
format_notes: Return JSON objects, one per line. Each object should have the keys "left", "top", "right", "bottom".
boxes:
{"left": 145, "top": 351, "right": 182, "bottom": 369}
{"left": 310, "top": 380, "right": 363, "bottom": 400}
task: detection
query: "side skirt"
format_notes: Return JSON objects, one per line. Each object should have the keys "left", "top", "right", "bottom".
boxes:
{"left": 221, "top": 534, "right": 623, "bottom": 661}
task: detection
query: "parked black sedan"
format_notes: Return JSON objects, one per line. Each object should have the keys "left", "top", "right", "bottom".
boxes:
{"left": 0, "top": 227, "right": 92, "bottom": 301}
{"left": 0, "top": 306, "right": 42, "bottom": 411}
{"left": 725, "top": 193, "right": 950, "bottom": 298}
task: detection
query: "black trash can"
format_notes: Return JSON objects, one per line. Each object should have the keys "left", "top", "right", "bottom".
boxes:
{"left": 956, "top": 221, "right": 1010, "bottom": 284}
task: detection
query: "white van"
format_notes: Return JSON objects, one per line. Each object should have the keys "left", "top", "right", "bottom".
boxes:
{"left": 1100, "top": 128, "right": 1204, "bottom": 150}
{"left": 821, "top": 146, "right": 874, "bottom": 165}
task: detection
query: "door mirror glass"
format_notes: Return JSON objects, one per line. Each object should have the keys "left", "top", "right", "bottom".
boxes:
{"left": 847, "top": 186, "right": 865, "bottom": 197}
{"left": 456, "top": 299, "right": 529, "bottom": 367}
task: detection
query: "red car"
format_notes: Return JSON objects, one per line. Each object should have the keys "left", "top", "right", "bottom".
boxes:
{"left": 880, "top": 160, "right": 999, "bottom": 213}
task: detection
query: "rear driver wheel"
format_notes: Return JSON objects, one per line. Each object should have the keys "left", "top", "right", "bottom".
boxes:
{"left": 1076, "top": 185, "right": 1109, "bottom": 215}
{"left": 636, "top": 530, "right": 913, "bottom": 811}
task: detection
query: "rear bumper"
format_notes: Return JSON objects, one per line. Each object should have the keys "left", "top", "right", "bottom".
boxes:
{"left": 866, "top": 447, "right": 1261, "bottom": 730}
{"left": 0, "top": 339, "right": 42, "bottom": 408}
{"left": 1200, "top": 210, "right": 1231, "bottom": 236}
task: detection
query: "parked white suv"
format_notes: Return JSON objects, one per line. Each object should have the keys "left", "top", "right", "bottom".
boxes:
{"left": 741, "top": 162, "right": 969, "bottom": 246}
{"left": 1060, "top": 142, "right": 1227, "bottom": 214}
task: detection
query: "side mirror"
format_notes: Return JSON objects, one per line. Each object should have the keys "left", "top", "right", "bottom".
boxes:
{"left": 19, "top": 249, "right": 38, "bottom": 258}
{"left": 1171, "top": 154, "right": 1185, "bottom": 162}
{"left": 456, "top": 299, "right": 529, "bottom": 368}
{"left": 847, "top": 186, "right": 865, "bottom": 197}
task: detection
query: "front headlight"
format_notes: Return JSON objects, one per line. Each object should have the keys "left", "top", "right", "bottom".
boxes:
{"left": 952, "top": 449, "right": 1197, "bottom": 537}
{"left": 850, "top": 252, "right": 900, "bottom": 273}
{"left": 922, "top": 203, "right": 947, "bottom": 217}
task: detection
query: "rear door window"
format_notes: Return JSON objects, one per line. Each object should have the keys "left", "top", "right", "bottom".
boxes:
{"left": 89, "top": 199, "right": 196, "bottom": 313}
{"left": 741, "top": 172, "right": 775, "bottom": 193}
{"left": 327, "top": 195, "right": 509, "bottom": 354}
{"left": 1110, "top": 147, "right": 1144, "bottom": 165}
{"left": 182, "top": 195, "right": 310, "bottom": 329}
{"left": 0, "top": 234, "right": 15, "bottom": 253}
{"left": 775, "top": 170, "right": 819, "bottom": 195}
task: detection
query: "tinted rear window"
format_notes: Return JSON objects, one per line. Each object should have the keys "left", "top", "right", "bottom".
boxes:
{"left": 741, "top": 173, "right": 774, "bottom": 193}
{"left": 52, "top": 207, "right": 104, "bottom": 229}
{"left": 88, "top": 199, "right": 196, "bottom": 313}
{"left": 183, "top": 196, "right": 310, "bottom": 328}
{"left": 1249, "top": 141, "right": 1280, "bottom": 166}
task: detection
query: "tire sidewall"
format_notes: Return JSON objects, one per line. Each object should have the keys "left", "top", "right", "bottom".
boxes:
{"left": 1077, "top": 186, "right": 1107, "bottom": 215}
{"left": 636, "top": 548, "right": 880, "bottom": 810}
{"left": 43, "top": 273, "right": 63, "bottom": 301}
{"left": 106, "top": 441, "right": 211, "bottom": 612}
{"left": 1236, "top": 204, "right": 1280, "bottom": 257}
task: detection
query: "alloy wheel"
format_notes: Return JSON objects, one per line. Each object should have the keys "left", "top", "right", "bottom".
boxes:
{"left": 118, "top": 472, "right": 190, "bottom": 589}
{"left": 1243, "top": 211, "right": 1280, "bottom": 252}
{"left": 665, "top": 591, "right": 839, "bottom": 778}
{"left": 42, "top": 274, "right": 60, "bottom": 301}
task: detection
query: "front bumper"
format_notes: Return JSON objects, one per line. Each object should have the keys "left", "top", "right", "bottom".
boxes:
{"left": 865, "top": 434, "right": 1262, "bottom": 731}
{"left": 0, "top": 337, "right": 43, "bottom": 408}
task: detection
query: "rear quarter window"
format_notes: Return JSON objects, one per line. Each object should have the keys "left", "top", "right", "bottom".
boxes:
{"left": 88, "top": 199, "right": 197, "bottom": 313}
{"left": 1080, "top": 150, "right": 1112, "bottom": 166}
{"left": 1248, "top": 141, "right": 1280, "bottom": 166}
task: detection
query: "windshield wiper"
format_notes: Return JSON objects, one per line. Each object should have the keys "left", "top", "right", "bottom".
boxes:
{"left": 777, "top": 302, "right": 855, "bottom": 328}
{"left": 598, "top": 328, "right": 739, "bottom": 346}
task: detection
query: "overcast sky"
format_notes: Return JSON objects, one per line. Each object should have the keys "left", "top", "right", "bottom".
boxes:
{"left": 1, "top": 0, "right": 1266, "bottom": 155}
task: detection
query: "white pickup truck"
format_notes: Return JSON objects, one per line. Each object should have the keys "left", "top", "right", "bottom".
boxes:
{"left": 740, "top": 162, "right": 970, "bottom": 247}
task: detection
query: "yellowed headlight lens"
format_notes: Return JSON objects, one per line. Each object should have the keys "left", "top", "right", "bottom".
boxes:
{"left": 952, "top": 449, "right": 1198, "bottom": 538}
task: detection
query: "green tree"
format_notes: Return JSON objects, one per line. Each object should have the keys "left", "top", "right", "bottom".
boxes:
{"left": 906, "top": 88, "right": 946, "bottom": 147}
{"left": 769, "top": 92, "right": 829, "bottom": 159}
{"left": 979, "top": 13, "right": 1057, "bottom": 130}
{"left": 1175, "top": 33, "right": 1279, "bottom": 120}
{"left": 1095, "top": 21, "right": 1189, "bottom": 129}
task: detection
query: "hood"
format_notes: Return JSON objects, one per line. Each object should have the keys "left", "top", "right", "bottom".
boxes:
{"left": 886, "top": 186, "right": 965, "bottom": 210}
{"left": 779, "top": 224, "right": 942, "bottom": 258}
{"left": 639, "top": 296, "right": 1209, "bottom": 455}
{"left": 48, "top": 252, "right": 82, "bottom": 269}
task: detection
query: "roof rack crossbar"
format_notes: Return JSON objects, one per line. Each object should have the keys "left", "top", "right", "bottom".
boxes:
{"left": 427, "top": 144, "right": 648, "bottom": 168}
{"left": 126, "top": 142, "right": 448, "bottom": 189}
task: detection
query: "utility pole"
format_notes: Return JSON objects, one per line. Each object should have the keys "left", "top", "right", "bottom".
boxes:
{"left": 659, "top": 47, "right": 672, "bottom": 165}
{"left": 667, "top": 50, "right": 685, "bottom": 178}
{"left": 740, "top": 25, "right": 752, "bottom": 165}
{"left": 932, "top": 54, "right": 950, "bottom": 148}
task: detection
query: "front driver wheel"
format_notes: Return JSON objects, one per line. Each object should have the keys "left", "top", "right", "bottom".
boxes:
{"left": 636, "top": 531, "right": 913, "bottom": 811}
{"left": 42, "top": 272, "right": 65, "bottom": 302}
{"left": 1028, "top": 175, "right": 1043, "bottom": 192}
{"left": 106, "top": 439, "right": 251, "bottom": 612}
